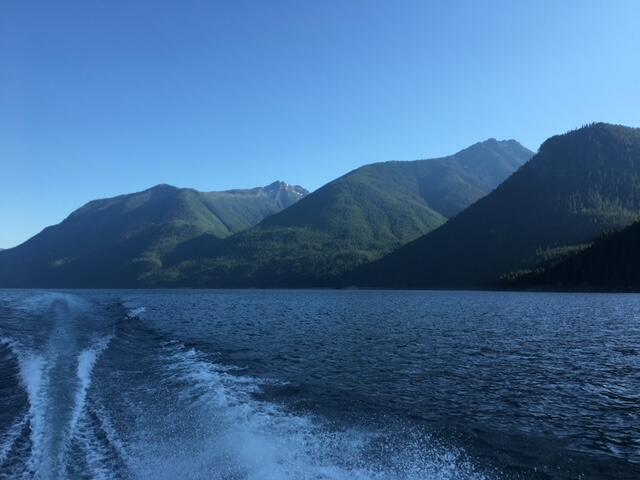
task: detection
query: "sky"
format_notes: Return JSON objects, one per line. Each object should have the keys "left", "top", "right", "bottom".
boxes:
{"left": 1, "top": 1, "right": 639, "bottom": 248}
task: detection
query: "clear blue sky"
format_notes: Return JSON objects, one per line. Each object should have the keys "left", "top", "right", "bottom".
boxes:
{"left": 1, "top": 0, "right": 639, "bottom": 248}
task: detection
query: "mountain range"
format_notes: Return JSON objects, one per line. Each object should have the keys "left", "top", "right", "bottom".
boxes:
{"left": 155, "top": 138, "right": 532, "bottom": 287}
{"left": 351, "top": 123, "right": 640, "bottom": 289}
{"left": 0, "top": 182, "right": 307, "bottom": 287}
{"left": 1, "top": 122, "right": 639, "bottom": 291}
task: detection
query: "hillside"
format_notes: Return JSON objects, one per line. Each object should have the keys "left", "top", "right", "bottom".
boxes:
{"left": 351, "top": 123, "right": 640, "bottom": 289}
{"left": 506, "top": 220, "right": 640, "bottom": 290}
{"left": 0, "top": 181, "right": 307, "bottom": 287}
{"left": 160, "top": 139, "right": 532, "bottom": 287}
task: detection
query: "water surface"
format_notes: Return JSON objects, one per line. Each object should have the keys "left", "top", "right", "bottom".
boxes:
{"left": 0, "top": 289, "right": 638, "bottom": 479}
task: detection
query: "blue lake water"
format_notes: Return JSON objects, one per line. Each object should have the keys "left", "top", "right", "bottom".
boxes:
{"left": 0, "top": 289, "right": 638, "bottom": 479}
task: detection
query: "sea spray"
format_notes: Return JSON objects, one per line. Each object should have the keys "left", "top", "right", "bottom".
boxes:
{"left": 134, "top": 341, "right": 488, "bottom": 480}
{"left": 0, "top": 293, "right": 117, "bottom": 479}
{"left": 0, "top": 412, "right": 28, "bottom": 467}
{"left": 68, "top": 335, "right": 113, "bottom": 437}
{"left": 0, "top": 336, "right": 51, "bottom": 476}
{"left": 56, "top": 335, "right": 113, "bottom": 476}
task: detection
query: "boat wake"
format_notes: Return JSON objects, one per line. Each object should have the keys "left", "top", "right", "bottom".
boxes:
{"left": 120, "top": 341, "right": 489, "bottom": 480}
{"left": 0, "top": 293, "right": 490, "bottom": 480}
{"left": 0, "top": 293, "right": 115, "bottom": 479}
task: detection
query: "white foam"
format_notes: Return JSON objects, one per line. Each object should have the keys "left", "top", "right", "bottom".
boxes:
{"left": 68, "top": 336, "right": 113, "bottom": 438}
{"left": 1, "top": 294, "right": 121, "bottom": 477}
{"left": 16, "top": 291, "right": 90, "bottom": 314}
{"left": 1, "top": 334, "right": 50, "bottom": 475}
{"left": 0, "top": 413, "right": 28, "bottom": 466}
{"left": 14, "top": 346, "right": 49, "bottom": 474}
{"left": 75, "top": 413, "right": 115, "bottom": 480}
{"left": 127, "top": 307, "right": 147, "bottom": 317}
{"left": 1, "top": 330, "right": 114, "bottom": 477}
{"left": 138, "top": 343, "right": 490, "bottom": 480}
{"left": 91, "top": 403, "right": 130, "bottom": 468}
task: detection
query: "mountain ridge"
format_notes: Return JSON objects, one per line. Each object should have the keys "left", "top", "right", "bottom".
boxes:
{"left": 156, "top": 138, "right": 533, "bottom": 287}
{"left": 0, "top": 181, "right": 308, "bottom": 287}
{"left": 350, "top": 123, "right": 640, "bottom": 289}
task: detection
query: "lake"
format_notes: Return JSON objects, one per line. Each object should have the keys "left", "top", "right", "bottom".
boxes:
{"left": 0, "top": 289, "right": 638, "bottom": 479}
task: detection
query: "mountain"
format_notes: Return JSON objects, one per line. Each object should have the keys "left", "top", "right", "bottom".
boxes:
{"left": 351, "top": 123, "right": 640, "bottom": 289}
{"left": 0, "top": 181, "right": 307, "bottom": 287}
{"left": 506, "top": 220, "right": 640, "bottom": 290}
{"left": 159, "top": 139, "right": 533, "bottom": 287}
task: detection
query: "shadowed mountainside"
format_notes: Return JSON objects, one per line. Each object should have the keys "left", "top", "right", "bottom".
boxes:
{"left": 506, "top": 219, "right": 640, "bottom": 291}
{"left": 350, "top": 123, "right": 640, "bottom": 289}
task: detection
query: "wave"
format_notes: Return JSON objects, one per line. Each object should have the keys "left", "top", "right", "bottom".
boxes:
{"left": 0, "top": 335, "right": 49, "bottom": 475}
{"left": 15, "top": 292, "right": 90, "bottom": 315}
{"left": 73, "top": 405, "right": 129, "bottom": 480}
{"left": 0, "top": 336, "right": 115, "bottom": 478}
{"left": 127, "top": 307, "right": 147, "bottom": 318}
{"left": 19, "top": 352, "right": 48, "bottom": 474}
{"left": 0, "top": 293, "right": 115, "bottom": 479}
{"left": 57, "top": 335, "right": 114, "bottom": 477}
{"left": 0, "top": 413, "right": 28, "bottom": 467}
{"left": 134, "top": 342, "right": 490, "bottom": 480}
{"left": 68, "top": 336, "right": 113, "bottom": 439}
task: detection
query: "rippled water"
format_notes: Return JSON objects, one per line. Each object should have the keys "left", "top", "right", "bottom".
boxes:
{"left": 0, "top": 289, "right": 638, "bottom": 479}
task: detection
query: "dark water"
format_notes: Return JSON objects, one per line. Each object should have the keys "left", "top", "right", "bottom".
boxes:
{"left": 0, "top": 290, "right": 639, "bottom": 479}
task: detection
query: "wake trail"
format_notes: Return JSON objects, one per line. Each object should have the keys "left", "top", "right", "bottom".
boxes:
{"left": 68, "top": 336, "right": 113, "bottom": 439}
{"left": 0, "top": 294, "right": 118, "bottom": 479}
{"left": 145, "top": 341, "right": 490, "bottom": 480}
{"left": 0, "top": 413, "right": 28, "bottom": 467}
{"left": 0, "top": 336, "right": 49, "bottom": 475}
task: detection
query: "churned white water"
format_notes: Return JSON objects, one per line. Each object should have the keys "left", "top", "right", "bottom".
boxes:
{"left": 119, "top": 341, "right": 487, "bottom": 480}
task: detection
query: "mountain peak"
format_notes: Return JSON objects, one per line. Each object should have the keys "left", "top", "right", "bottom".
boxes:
{"left": 451, "top": 138, "right": 533, "bottom": 172}
{"left": 537, "top": 123, "right": 640, "bottom": 163}
{"left": 147, "top": 183, "right": 178, "bottom": 191}
{"left": 264, "top": 181, "right": 309, "bottom": 198}
{"left": 470, "top": 137, "right": 529, "bottom": 150}
{"left": 265, "top": 180, "right": 289, "bottom": 190}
